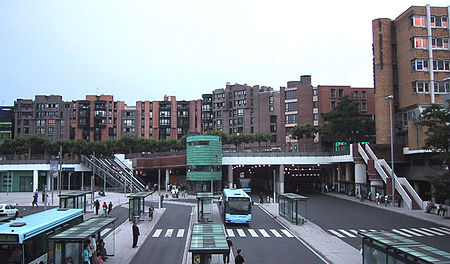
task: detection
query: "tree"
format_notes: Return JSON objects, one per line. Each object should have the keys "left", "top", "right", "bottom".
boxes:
{"left": 291, "top": 123, "right": 319, "bottom": 151}
{"left": 322, "top": 96, "right": 375, "bottom": 144}
{"left": 419, "top": 104, "right": 450, "bottom": 202}
{"left": 205, "top": 130, "right": 229, "bottom": 144}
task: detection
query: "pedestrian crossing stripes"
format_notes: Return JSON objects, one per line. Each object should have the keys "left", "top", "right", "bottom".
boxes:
{"left": 151, "top": 228, "right": 294, "bottom": 238}
{"left": 328, "top": 226, "right": 450, "bottom": 239}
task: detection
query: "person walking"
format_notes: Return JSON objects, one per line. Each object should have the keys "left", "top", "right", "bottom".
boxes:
{"left": 32, "top": 192, "right": 38, "bottom": 207}
{"left": 102, "top": 202, "right": 107, "bottom": 217}
{"left": 259, "top": 192, "right": 264, "bottom": 204}
{"left": 89, "top": 235, "right": 96, "bottom": 263}
{"left": 107, "top": 202, "right": 113, "bottom": 216}
{"left": 132, "top": 221, "right": 140, "bottom": 248}
{"left": 235, "top": 249, "right": 245, "bottom": 264}
{"left": 94, "top": 200, "right": 100, "bottom": 215}
{"left": 223, "top": 237, "right": 233, "bottom": 264}
{"left": 160, "top": 194, "right": 164, "bottom": 208}
{"left": 82, "top": 243, "right": 90, "bottom": 264}
{"left": 149, "top": 205, "right": 154, "bottom": 220}
{"left": 384, "top": 195, "right": 389, "bottom": 206}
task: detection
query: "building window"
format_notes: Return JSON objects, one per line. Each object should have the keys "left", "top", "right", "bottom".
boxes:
{"left": 250, "top": 117, "right": 254, "bottom": 125}
{"left": 285, "top": 90, "right": 297, "bottom": 100}
{"left": 313, "top": 89, "right": 318, "bottom": 96}
{"left": 338, "top": 89, "right": 344, "bottom": 98}
{"left": 353, "top": 91, "right": 359, "bottom": 99}
{"left": 330, "top": 89, "right": 336, "bottom": 98}
{"left": 159, "top": 118, "right": 170, "bottom": 125}
{"left": 433, "top": 60, "right": 450, "bottom": 72}
{"left": 313, "top": 101, "right": 319, "bottom": 108}
{"left": 269, "top": 96, "right": 274, "bottom": 103}
{"left": 412, "top": 15, "right": 426, "bottom": 27}
{"left": 237, "top": 108, "right": 243, "bottom": 116}
{"left": 361, "top": 91, "right": 367, "bottom": 100}
{"left": 159, "top": 111, "right": 170, "bottom": 118}
{"left": 434, "top": 82, "right": 450, "bottom": 93}
{"left": 285, "top": 102, "right": 298, "bottom": 112}
{"left": 177, "top": 128, "right": 182, "bottom": 134}
{"left": 285, "top": 114, "right": 298, "bottom": 124}
{"left": 270, "top": 125, "right": 277, "bottom": 133}
{"left": 313, "top": 114, "right": 318, "bottom": 120}
{"left": 361, "top": 102, "right": 367, "bottom": 112}
{"left": 413, "top": 81, "right": 429, "bottom": 93}
{"left": 431, "top": 16, "right": 448, "bottom": 28}
{"left": 234, "top": 90, "right": 246, "bottom": 97}
{"left": 124, "top": 119, "right": 135, "bottom": 126}
{"left": 270, "top": 115, "right": 277, "bottom": 123}
{"left": 269, "top": 105, "right": 274, "bottom": 112}
{"left": 413, "top": 37, "right": 427, "bottom": 49}
{"left": 48, "top": 127, "right": 54, "bottom": 134}
{"left": 412, "top": 59, "right": 429, "bottom": 71}
{"left": 229, "top": 119, "right": 233, "bottom": 125}
{"left": 330, "top": 101, "right": 336, "bottom": 110}
{"left": 217, "top": 119, "right": 222, "bottom": 127}
{"left": 431, "top": 38, "right": 449, "bottom": 49}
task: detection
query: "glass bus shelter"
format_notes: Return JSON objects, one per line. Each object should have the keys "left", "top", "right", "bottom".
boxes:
{"left": 279, "top": 193, "right": 308, "bottom": 225}
{"left": 51, "top": 217, "right": 117, "bottom": 264}
{"left": 127, "top": 191, "right": 154, "bottom": 221}
{"left": 360, "top": 231, "right": 450, "bottom": 264}
{"left": 59, "top": 191, "right": 94, "bottom": 213}
{"left": 189, "top": 224, "right": 229, "bottom": 264}
{"left": 196, "top": 193, "right": 213, "bottom": 223}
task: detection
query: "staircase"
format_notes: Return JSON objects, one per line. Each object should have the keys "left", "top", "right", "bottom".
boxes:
{"left": 357, "top": 143, "right": 423, "bottom": 210}
{"left": 81, "top": 155, "right": 146, "bottom": 192}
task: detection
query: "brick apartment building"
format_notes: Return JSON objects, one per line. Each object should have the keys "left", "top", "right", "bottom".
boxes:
{"left": 14, "top": 95, "right": 71, "bottom": 141}
{"left": 211, "top": 83, "right": 282, "bottom": 148}
{"left": 281, "top": 75, "right": 375, "bottom": 152}
{"left": 372, "top": 5, "right": 449, "bottom": 193}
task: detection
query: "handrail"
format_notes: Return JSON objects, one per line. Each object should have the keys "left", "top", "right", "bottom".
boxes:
{"left": 357, "top": 143, "right": 369, "bottom": 164}
{"left": 398, "top": 177, "right": 423, "bottom": 210}
{"left": 364, "top": 144, "right": 378, "bottom": 161}
{"left": 374, "top": 160, "right": 389, "bottom": 183}
{"left": 111, "top": 157, "right": 146, "bottom": 191}
{"left": 81, "top": 155, "right": 124, "bottom": 188}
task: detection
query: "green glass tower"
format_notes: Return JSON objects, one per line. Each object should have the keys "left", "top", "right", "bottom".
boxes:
{"left": 186, "top": 135, "right": 222, "bottom": 194}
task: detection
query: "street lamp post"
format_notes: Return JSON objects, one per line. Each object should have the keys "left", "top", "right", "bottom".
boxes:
{"left": 386, "top": 95, "right": 395, "bottom": 206}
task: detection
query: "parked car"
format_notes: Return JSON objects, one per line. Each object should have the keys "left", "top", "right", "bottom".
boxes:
{"left": 0, "top": 204, "right": 19, "bottom": 218}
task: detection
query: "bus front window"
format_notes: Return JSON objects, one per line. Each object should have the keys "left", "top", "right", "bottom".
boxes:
{"left": 0, "top": 244, "right": 23, "bottom": 264}
{"left": 228, "top": 198, "right": 250, "bottom": 214}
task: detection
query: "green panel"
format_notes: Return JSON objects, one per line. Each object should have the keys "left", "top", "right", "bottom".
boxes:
{"left": 0, "top": 171, "right": 33, "bottom": 192}
{"left": 187, "top": 171, "right": 222, "bottom": 181}
{"left": 187, "top": 136, "right": 222, "bottom": 165}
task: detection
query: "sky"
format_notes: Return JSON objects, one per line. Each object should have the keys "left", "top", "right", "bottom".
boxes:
{"left": 1, "top": 0, "right": 449, "bottom": 106}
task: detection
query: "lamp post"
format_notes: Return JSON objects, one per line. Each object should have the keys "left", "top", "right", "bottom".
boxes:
{"left": 385, "top": 95, "right": 395, "bottom": 206}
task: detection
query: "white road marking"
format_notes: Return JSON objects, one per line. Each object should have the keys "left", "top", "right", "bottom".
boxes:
{"left": 281, "top": 229, "right": 294, "bottom": 238}
{"left": 226, "top": 229, "right": 235, "bottom": 237}
{"left": 270, "top": 229, "right": 282, "bottom": 237}
{"left": 369, "top": 229, "right": 377, "bottom": 232}
{"left": 339, "top": 229, "right": 356, "bottom": 238}
{"left": 248, "top": 229, "right": 259, "bottom": 237}
{"left": 410, "top": 228, "right": 434, "bottom": 236}
{"left": 391, "top": 229, "right": 412, "bottom": 237}
{"left": 152, "top": 229, "right": 163, "bottom": 237}
{"left": 259, "top": 229, "right": 270, "bottom": 237}
{"left": 419, "top": 227, "right": 445, "bottom": 236}
{"left": 349, "top": 230, "right": 359, "bottom": 236}
{"left": 441, "top": 227, "right": 450, "bottom": 232}
{"left": 165, "top": 229, "right": 173, "bottom": 237}
{"left": 430, "top": 227, "right": 450, "bottom": 235}
{"left": 328, "top": 229, "right": 345, "bottom": 238}
{"left": 400, "top": 228, "right": 423, "bottom": 237}
{"left": 237, "top": 229, "right": 246, "bottom": 237}
{"left": 359, "top": 229, "right": 368, "bottom": 233}
{"left": 177, "top": 229, "right": 185, "bottom": 237}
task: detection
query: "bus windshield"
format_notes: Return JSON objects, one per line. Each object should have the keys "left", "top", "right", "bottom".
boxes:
{"left": 0, "top": 243, "right": 23, "bottom": 264}
{"left": 227, "top": 198, "right": 250, "bottom": 214}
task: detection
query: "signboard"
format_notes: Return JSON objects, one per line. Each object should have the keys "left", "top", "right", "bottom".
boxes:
{"left": 49, "top": 159, "right": 59, "bottom": 178}
{"left": 62, "top": 167, "right": 75, "bottom": 172}
{"left": 0, "top": 234, "right": 19, "bottom": 242}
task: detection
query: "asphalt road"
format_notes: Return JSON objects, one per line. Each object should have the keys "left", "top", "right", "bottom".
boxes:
{"left": 131, "top": 203, "right": 193, "bottom": 263}
{"left": 306, "top": 192, "right": 450, "bottom": 251}
{"left": 225, "top": 205, "right": 326, "bottom": 264}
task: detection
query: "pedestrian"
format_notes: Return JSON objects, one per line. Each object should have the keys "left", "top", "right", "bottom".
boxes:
{"left": 42, "top": 190, "right": 46, "bottom": 203}
{"left": 86, "top": 240, "right": 94, "bottom": 264}
{"left": 132, "top": 220, "right": 140, "bottom": 248}
{"left": 96, "top": 253, "right": 104, "bottom": 264}
{"left": 160, "top": 194, "right": 164, "bottom": 208}
{"left": 89, "top": 234, "right": 96, "bottom": 263}
{"left": 102, "top": 202, "right": 107, "bottom": 217}
{"left": 259, "top": 192, "right": 263, "bottom": 204}
{"left": 384, "top": 195, "right": 389, "bottom": 206}
{"left": 325, "top": 184, "right": 329, "bottom": 193}
{"left": 94, "top": 199, "right": 100, "bottom": 215}
{"left": 222, "top": 237, "right": 233, "bottom": 264}
{"left": 235, "top": 249, "right": 245, "bottom": 264}
{"left": 149, "top": 205, "right": 154, "bottom": 220}
{"left": 108, "top": 202, "right": 113, "bottom": 216}
{"left": 218, "top": 196, "right": 223, "bottom": 207}
{"left": 375, "top": 193, "right": 380, "bottom": 205}
{"left": 32, "top": 192, "right": 38, "bottom": 207}
{"left": 82, "top": 243, "right": 90, "bottom": 264}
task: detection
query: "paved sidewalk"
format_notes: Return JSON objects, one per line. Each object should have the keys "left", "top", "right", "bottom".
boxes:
{"left": 258, "top": 202, "right": 361, "bottom": 264}
{"left": 324, "top": 192, "right": 450, "bottom": 227}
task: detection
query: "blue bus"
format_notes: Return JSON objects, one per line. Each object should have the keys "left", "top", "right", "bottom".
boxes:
{"left": 0, "top": 208, "right": 83, "bottom": 264}
{"left": 222, "top": 189, "right": 252, "bottom": 224}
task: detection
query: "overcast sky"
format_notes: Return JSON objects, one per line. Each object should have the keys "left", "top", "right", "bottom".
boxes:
{"left": 1, "top": 1, "right": 448, "bottom": 105}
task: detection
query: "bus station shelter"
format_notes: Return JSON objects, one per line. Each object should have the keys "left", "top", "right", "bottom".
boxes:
{"left": 59, "top": 191, "right": 94, "bottom": 213}
{"left": 189, "top": 224, "right": 229, "bottom": 264}
{"left": 279, "top": 193, "right": 308, "bottom": 225}
{"left": 196, "top": 193, "right": 213, "bottom": 223}
{"left": 360, "top": 231, "right": 450, "bottom": 264}
{"left": 51, "top": 217, "right": 117, "bottom": 264}
{"left": 127, "top": 191, "right": 154, "bottom": 221}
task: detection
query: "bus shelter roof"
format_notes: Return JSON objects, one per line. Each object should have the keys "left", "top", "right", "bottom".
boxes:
{"left": 58, "top": 191, "right": 93, "bottom": 198}
{"left": 127, "top": 191, "right": 154, "bottom": 199}
{"left": 189, "top": 224, "right": 229, "bottom": 254}
{"left": 51, "top": 217, "right": 117, "bottom": 241}
{"left": 196, "top": 193, "right": 213, "bottom": 199}
{"left": 279, "top": 193, "right": 308, "bottom": 201}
